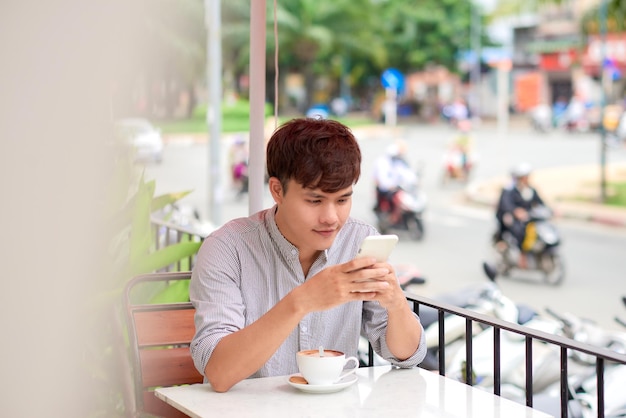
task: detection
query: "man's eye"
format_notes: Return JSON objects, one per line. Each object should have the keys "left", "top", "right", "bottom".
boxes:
{"left": 307, "top": 200, "right": 321, "bottom": 204}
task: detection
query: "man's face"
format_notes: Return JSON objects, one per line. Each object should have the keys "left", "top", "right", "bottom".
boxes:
{"left": 270, "top": 178, "right": 353, "bottom": 257}
{"left": 517, "top": 175, "right": 530, "bottom": 188}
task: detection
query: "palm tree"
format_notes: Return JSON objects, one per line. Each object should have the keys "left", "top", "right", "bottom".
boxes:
{"left": 581, "top": 0, "right": 626, "bottom": 35}
{"left": 270, "top": 0, "right": 384, "bottom": 111}
{"left": 222, "top": 0, "right": 253, "bottom": 97}
{"left": 375, "top": 0, "right": 478, "bottom": 72}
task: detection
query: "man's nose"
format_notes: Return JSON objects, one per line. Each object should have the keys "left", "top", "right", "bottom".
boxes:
{"left": 319, "top": 204, "right": 339, "bottom": 225}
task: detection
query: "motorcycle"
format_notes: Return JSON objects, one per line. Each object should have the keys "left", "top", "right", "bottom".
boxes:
{"left": 232, "top": 160, "right": 249, "bottom": 199}
{"left": 483, "top": 205, "right": 565, "bottom": 285}
{"left": 416, "top": 280, "right": 539, "bottom": 373}
{"left": 439, "top": 281, "right": 626, "bottom": 417}
{"left": 529, "top": 103, "right": 552, "bottom": 133}
{"left": 617, "top": 296, "right": 626, "bottom": 329}
{"left": 374, "top": 170, "right": 427, "bottom": 241}
{"left": 441, "top": 145, "right": 475, "bottom": 184}
{"left": 357, "top": 263, "right": 427, "bottom": 367}
{"left": 537, "top": 306, "right": 626, "bottom": 418}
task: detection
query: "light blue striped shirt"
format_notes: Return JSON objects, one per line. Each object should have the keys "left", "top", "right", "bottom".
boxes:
{"left": 190, "top": 205, "right": 426, "bottom": 380}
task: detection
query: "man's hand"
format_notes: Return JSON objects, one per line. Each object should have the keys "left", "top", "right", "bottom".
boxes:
{"left": 513, "top": 207, "right": 529, "bottom": 221}
{"left": 358, "top": 262, "right": 406, "bottom": 311}
{"left": 293, "top": 257, "right": 393, "bottom": 313}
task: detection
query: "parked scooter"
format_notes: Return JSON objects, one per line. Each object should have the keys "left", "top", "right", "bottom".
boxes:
{"left": 374, "top": 168, "right": 427, "bottom": 241}
{"left": 537, "top": 306, "right": 626, "bottom": 418}
{"left": 529, "top": 103, "right": 552, "bottom": 133}
{"left": 153, "top": 203, "right": 215, "bottom": 244}
{"left": 417, "top": 280, "right": 539, "bottom": 373}
{"left": 439, "top": 280, "right": 562, "bottom": 398}
{"left": 616, "top": 296, "right": 626, "bottom": 329}
{"left": 358, "top": 263, "right": 427, "bottom": 367}
{"left": 483, "top": 205, "right": 565, "bottom": 285}
{"left": 440, "top": 282, "right": 626, "bottom": 417}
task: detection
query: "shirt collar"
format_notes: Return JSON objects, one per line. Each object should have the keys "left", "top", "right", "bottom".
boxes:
{"left": 265, "top": 204, "right": 330, "bottom": 265}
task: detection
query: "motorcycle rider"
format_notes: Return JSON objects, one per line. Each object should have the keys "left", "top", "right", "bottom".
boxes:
{"left": 229, "top": 135, "right": 249, "bottom": 197}
{"left": 493, "top": 163, "right": 546, "bottom": 269}
{"left": 373, "top": 140, "right": 416, "bottom": 225}
{"left": 445, "top": 118, "right": 474, "bottom": 179}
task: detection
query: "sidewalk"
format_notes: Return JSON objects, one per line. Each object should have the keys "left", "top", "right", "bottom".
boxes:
{"left": 466, "top": 162, "right": 626, "bottom": 228}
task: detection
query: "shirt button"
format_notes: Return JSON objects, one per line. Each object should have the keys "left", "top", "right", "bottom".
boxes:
{"left": 301, "top": 326, "right": 307, "bottom": 332}
{"left": 291, "top": 249, "right": 297, "bottom": 255}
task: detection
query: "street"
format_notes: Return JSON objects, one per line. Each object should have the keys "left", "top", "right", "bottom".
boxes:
{"left": 144, "top": 119, "right": 626, "bottom": 331}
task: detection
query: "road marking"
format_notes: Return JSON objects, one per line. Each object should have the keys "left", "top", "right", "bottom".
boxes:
{"left": 425, "top": 205, "right": 492, "bottom": 227}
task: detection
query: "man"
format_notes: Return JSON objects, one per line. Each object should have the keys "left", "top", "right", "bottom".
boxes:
{"left": 372, "top": 140, "right": 416, "bottom": 224}
{"left": 495, "top": 163, "right": 545, "bottom": 265}
{"left": 444, "top": 119, "right": 474, "bottom": 180}
{"left": 190, "top": 118, "right": 426, "bottom": 392}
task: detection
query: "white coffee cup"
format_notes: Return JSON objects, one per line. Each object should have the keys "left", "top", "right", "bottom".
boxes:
{"left": 296, "top": 349, "right": 359, "bottom": 385}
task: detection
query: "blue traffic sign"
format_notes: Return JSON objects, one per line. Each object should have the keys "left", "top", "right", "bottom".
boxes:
{"left": 381, "top": 68, "right": 405, "bottom": 94}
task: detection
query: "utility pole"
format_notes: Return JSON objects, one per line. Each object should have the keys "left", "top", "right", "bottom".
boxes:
{"left": 206, "top": 0, "right": 222, "bottom": 225}
{"left": 470, "top": 1, "right": 481, "bottom": 120}
{"left": 599, "top": 0, "right": 607, "bottom": 202}
{"left": 248, "top": 0, "right": 266, "bottom": 215}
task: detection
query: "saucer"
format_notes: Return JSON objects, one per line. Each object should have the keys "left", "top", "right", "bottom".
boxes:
{"left": 287, "top": 374, "right": 358, "bottom": 394}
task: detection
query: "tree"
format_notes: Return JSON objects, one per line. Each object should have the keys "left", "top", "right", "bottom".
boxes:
{"left": 222, "top": 0, "right": 254, "bottom": 97}
{"left": 581, "top": 0, "right": 626, "bottom": 35}
{"left": 374, "top": 0, "right": 475, "bottom": 72}
{"left": 488, "top": 0, "right": 567, "bottom": 19}
{"left": 268, "top": 0, "right": 384, "bottom": 111}
{"left": 206, "top": 0, "right": 496, "bottom": 115}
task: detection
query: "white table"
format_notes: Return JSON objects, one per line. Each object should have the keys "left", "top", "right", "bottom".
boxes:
{"left": 155, "top": 365, "right": 553, "bottom": 417}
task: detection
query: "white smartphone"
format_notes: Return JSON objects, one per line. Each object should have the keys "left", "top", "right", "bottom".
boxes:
{"left": 355, "top": 234, "right": 399, "bottom": 263}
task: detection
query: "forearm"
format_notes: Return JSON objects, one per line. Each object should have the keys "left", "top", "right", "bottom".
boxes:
{"left": 384, "top": 302, "right": 422, "bottom": 361}
{"left": 205, "top": 292, "right": 305, "bottom": 392}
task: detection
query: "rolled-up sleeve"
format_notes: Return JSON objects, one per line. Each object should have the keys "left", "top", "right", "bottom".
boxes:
{"left": 362, "top": 300, "right": 427, "bottom": 368}
{"left": 189, "top": 236, "right": 244, "bottom": 377}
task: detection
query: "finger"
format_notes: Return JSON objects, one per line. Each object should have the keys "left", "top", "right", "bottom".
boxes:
{"left": 353, "top": 267, "right": 390, "bottom": 282}
{"left": 351, "top": 280, "right": 390, "bottom": 294}
{"left": 350, "top": 291, "right": 378, "bottom": 301}
{"left": 344, "top": 257, "right": 378, "bottom": 272}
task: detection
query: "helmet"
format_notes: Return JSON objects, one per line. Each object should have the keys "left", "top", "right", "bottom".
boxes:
{"left": 386, "top": 139, "right": 408, "bottom": 157}
{"left": 511, "top": 162, "right": 532, "bottom": 178}
{"left": 385, "top": 144, "right": 399, "bottom": 157}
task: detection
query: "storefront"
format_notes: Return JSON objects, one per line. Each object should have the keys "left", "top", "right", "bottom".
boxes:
{"left": 582, "top": 32, "right": 626, "bottom": 101}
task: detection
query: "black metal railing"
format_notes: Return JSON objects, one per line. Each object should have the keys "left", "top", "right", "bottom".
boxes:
{"left": 393, "top": 292, "right": 626, "bottom": 418}
{"left": 150, "top": 216, "right": 206, "bottom": 272}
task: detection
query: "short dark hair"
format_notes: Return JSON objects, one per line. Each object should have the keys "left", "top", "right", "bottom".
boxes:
{"left": 266, "top": 118, "right": 361, "bottom": 193}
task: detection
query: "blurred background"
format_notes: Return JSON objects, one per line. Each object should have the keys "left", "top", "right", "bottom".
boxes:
{"left": 2, "top": 0, "right": 625, "bottom": 416}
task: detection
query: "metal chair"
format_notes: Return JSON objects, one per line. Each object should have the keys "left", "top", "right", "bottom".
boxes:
{"left": 123, "top": 272, "right": 203, "bottom": 418}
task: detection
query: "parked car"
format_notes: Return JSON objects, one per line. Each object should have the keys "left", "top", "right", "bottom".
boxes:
{"left": 115, "top": 118, "right": 164, "bottom": 163}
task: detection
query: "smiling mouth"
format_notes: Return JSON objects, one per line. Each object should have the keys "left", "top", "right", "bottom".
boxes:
{"left": 315, "top": 229, "right": 336, "bottom": 237}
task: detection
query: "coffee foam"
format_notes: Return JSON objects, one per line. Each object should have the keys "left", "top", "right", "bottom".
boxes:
{"left": 299, "top": 349, "right": 343, "bottom": 357}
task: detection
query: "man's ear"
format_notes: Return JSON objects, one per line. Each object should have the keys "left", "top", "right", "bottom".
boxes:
{"left": 268, "top": 177, "right": 283, "bottom": 203}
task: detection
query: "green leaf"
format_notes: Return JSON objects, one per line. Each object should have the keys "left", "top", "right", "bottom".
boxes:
{"left": 151, "top": 190, "right": 194, "bottom": 213}
{"left": 129, "top": 241, "right": 202, "bottom": 276}
{"left": 129, "top": 177, "right": 156, "bottom": 262}
{"left": 150, "top": 280, "right": 191, "bottom": 303}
